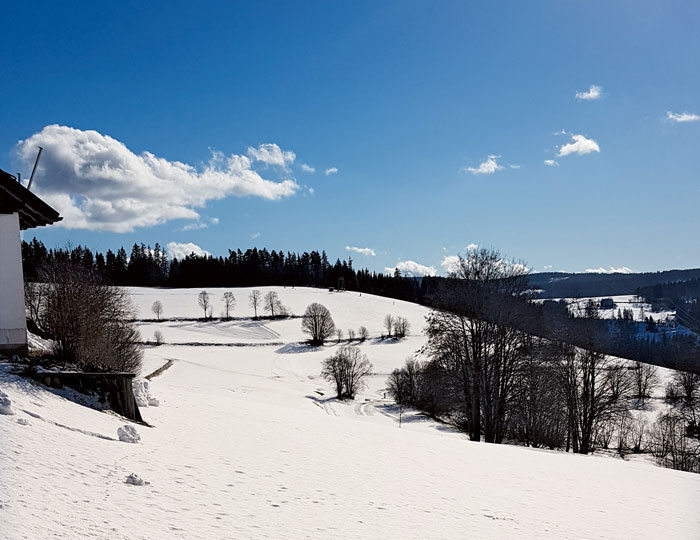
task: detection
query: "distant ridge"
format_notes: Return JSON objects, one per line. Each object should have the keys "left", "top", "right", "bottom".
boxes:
{"left": 528, "top": 268, "right": 700, "bottom": 298}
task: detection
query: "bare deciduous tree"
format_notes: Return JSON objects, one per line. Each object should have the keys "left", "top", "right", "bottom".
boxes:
{"left": 336, "top": 328, "right": 344, "bottom": 342}
{"left": 358, "top": 326, "right": 369, "bottom": 342}
{"left": 153, "top": 330, "right": 165, "bottom": 346}
{"left": 151, "top": 300, "right": 163, "bottom": 321}
{"left": 383, "top": 314, "right": 394, "bottom": 338}
{"left": 347, "top": 328, "right": 356, "bottom": 341}
{"left": 41, "top": 259, "right": 142, "bottom": 373}
{"left": 197, "top": 290, "right": 210, "bottom": 319}
{"left": 264, "top": 291, "right": 280, "bottom": 318}
{"left": 24, "top": 281, "right": 46, "bottom": 331}
{"left": 393, "top": 316, "right": 410, "bottom": 338}
{"left": 249, "top": 289, "right": 261, "bottom": 318}
{"left": 633, "top": 361, "right": 659, "bottom": 404}
{"left": 222, "top": 292, "right": 236, "bottom": 319}
{"left": 301, "top": 303, "right": 336, "bottom": 345}
{"left": 321, "top": 345, "right": 373, "bottom": 399}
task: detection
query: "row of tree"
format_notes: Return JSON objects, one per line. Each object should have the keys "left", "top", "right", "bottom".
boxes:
{"left": 21, "top": 238, "right": 423, "bottom": 301}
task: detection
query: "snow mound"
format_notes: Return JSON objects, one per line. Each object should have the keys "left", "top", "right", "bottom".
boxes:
{"left": 132, "top": 378, "right": 160, "bottom": 407}
{"left": 16, "top": 417, "right": 30, "bottom": 426}
{"left": 117, "top": 425, "right": 140, "bottom": 443}
{"left": 27, "top": 332, "right": 55, "bottom": 355}
{"left": 0, "top": 391, "right": 15, "bottom": 415}
{"left": 125, "top": 473, "right": 149, "bottom": 486}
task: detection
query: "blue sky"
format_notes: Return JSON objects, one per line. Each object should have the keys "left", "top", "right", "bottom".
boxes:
{"left": 2, "top": 1, "right": 699, "bottom": 275}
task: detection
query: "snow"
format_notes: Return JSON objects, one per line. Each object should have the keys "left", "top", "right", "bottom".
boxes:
{"left": 2, "top": 286, "right": 700, "bottom": 539}
{"left": 118, "top": 424, "right": 141, "bottom": 443}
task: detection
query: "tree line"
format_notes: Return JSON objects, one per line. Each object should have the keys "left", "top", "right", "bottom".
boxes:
{"left": 21, "top": 237, "right": 424, "bottom": 300}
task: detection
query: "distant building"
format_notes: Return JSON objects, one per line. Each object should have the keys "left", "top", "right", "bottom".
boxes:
{"left": 0, "top": 169, "right": 61, "bottom": 356}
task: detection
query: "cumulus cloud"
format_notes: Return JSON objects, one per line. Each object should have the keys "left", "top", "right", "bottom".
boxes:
{"left": 325, "top": 167, "right": 338, "bottom": 175}
{"left": 441, "top": 255, "right": 461, "bottom": 274}
{"left": 246, "top": 143, "right": 296, "bottom": 169}
{"left": 585, "top": 266, "right": 633, "bottom": 274}
{"left": 14, "top": 125, "right": 300, "bottom": 232}
{"left": 544, "top": 159, "right": 559, "bottom": 167}
{"left": 385, "top": 260, "right": 437, "bottom": 277}
{"left": 666, "top": 111, "right": 700, "bottom": 123}
{"left": 166, "top": 242, "right": 210, "bottom": 260}
{"left": 251, "top": 232, "right": 261, "bottom": 239}
{"left": 558, "top": 134, "right": 600, "bottom": 157}
{"left": 462, "top": 155, "right": 504, "bottom": 175}
{"left": 466, "top": 243, "right": 478, "bottom": 251}
{"left": 345, "top": 246, "right": 376, "bottom": 257}
{"left": 575, "top": 85, "right": 602, "bottom": 101}
{"left": 210, "top": 217, "right": 219, "bottom": 225}
{"left": 300, "top": 164, "right": 316, "bottom": 173}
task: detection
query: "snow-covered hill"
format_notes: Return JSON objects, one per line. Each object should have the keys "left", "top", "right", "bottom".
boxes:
{"left": 2, "top": 286, "right": 699, "bottom": 539}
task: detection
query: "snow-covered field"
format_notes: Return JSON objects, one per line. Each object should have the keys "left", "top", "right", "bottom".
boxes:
{"left": 2, "top": 287, "right": 700, "bottom": 539}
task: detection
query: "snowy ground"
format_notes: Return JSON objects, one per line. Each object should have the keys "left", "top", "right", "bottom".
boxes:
{"left": 2, "top": 286, "right": 700, "bottom": 539}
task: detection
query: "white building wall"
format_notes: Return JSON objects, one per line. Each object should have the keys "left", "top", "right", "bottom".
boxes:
{"left": 0, "top": 212, "right": 27, "bottom": 355}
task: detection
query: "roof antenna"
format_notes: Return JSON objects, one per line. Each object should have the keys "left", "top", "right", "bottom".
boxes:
{"left": 27, "top": 146, "right": 43, "bottom": 191}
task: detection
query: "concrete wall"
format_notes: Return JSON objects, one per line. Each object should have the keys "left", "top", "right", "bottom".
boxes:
{"left": 0, "top": 212, "right": 27, "bottom": 356}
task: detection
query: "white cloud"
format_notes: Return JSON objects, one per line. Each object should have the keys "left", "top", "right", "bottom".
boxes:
{"left": 300, "top": 163, "right": 315, "bottom": 173}
{"left": 182, "top": 221, "right": 208, "bottom": 231}
{"left": 544, "top": 265, "right": 553, "bottom": 270}
{"left": 466, "top": 243, "right": 478, "bottom": 251}
{"left": 441, "top": 255, "right": 461, "bottom": 274}
{"left": 509, "top": 164, "right": 521, "bottom": 169}
{"left": 325, "top": 167, "right": 338, "bottom": 176}
{"left": 246, "top": 143, "right": 296, "bottom": 169}
{"left": 558, "top": 134, "right": 600, "bottom": 157}
{"left": 575, "top": 85, "right": 602, "bottom": 101}
{"left": 666, "top": 111, "right": 700, "bottom": 123}
{"left": 251, "top": 232, "right": 261, "bottom": 239}
{"left": 307, "top": 186, "right": 315, "bottom": 195}
{"left": 345, "top": 246, "right": 376, "bottom": 257}
{"left": 585, "top": 266, "right": 633, "bottom": 274}
{"left": 210, "top": 217, "right": 219, "bottom": 225}
{"left": 462, "top": 155, "right": 504, "bottom": 175}
{"left": 544, "top": 159, "right": 559, "bottom": 167}
{"left": 385, "top": 260, "right": 437, "bottom": 277}
{"left": 15, "top": 125, "right": 300, "bottom": 233}
{"left": 166, "top": 241, "right": 210, "bottom": 260}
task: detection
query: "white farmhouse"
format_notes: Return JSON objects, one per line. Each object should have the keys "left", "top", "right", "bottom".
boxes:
{"left": 0, "top": 169, "right": 61, "bottom": 356}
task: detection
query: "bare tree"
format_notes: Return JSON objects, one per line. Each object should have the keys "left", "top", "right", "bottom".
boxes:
{"left": 264, "top": 291, "right": 280, "bottom": 318}
{"left": 321, "top": 345, "right": 373, "bottom": 399}
{"left": 358, "top": 326, "right": 369, "bottom": 342}
{"left": 197, "top": 290, "right": 211, "bottom": 319}
{"left": 651, "top": 410, "right": 700, "bottom": 473}
{"left": 24, "top": 281, "right": 46, "bottom": 331}
{"left": 556, "top": 345, "right": 632, "bottom": 454}
{"left": 153, "top": 330, "right": 165, "bottom": 346}
{"left": 383, "top": 314, "right": 394, "bottom": 338}
{"left": 249, "top": 289, "right": 261, "bottom": 318}
{"left": 632, "top": 361, "right": 660, "bottom": 404}
{"left": 151, "top": 300, "right": 163, "bottom": 321}
{"left": 41, "top": 259, "right": 142, "bottom": 373}
{"left": 222, "top": 292, "right": 236, "bottom": 319}
{"left": 347, "top": 328, "right": 356, "bottom": 341}
{"left": 424, "top": 247, "right": 530, "bottom": 442}
{"left": 301, "top": 303, "right": 336, "bottom": 345}
{"left": 336, "top": 328, "right": 344, "bottom": 342}
{"left": 393, "top": 316, "right": 410, "bottom": 338}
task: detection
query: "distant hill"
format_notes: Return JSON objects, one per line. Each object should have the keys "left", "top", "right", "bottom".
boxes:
{"left": 528, "top": 268, "right": 700, "bottom": 298}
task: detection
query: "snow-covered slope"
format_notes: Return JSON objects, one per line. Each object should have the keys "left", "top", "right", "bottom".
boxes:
{"left": 2, "top": 286, "right": 699, "bottom": 539}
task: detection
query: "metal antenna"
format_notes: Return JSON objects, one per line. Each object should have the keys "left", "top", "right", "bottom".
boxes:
{"left": 27, "top": 146, "right": 43, "bottom": 191}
